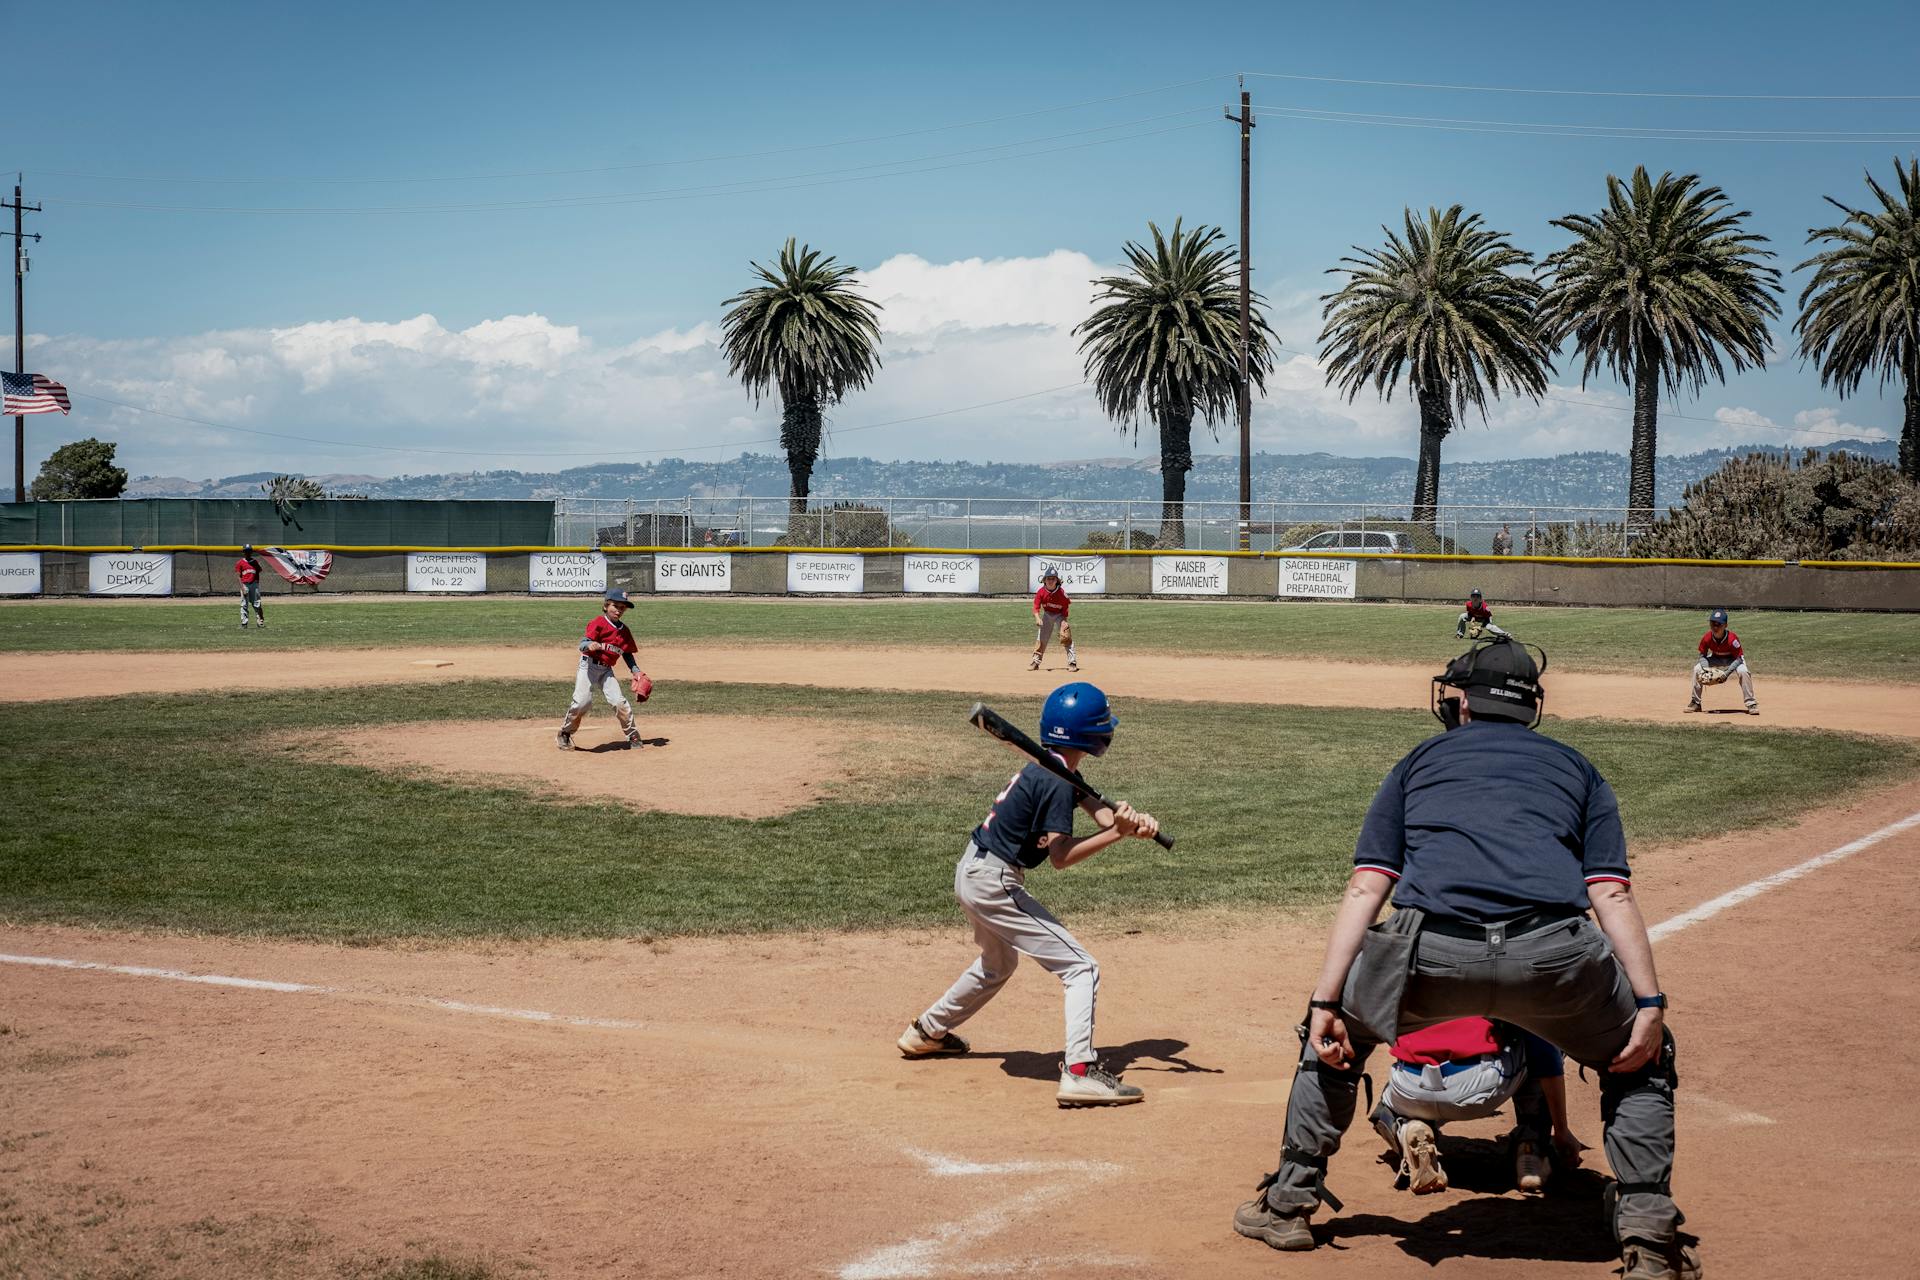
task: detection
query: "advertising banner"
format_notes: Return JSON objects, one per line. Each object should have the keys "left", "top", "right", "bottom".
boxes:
{"left": 1151, "top": 555, "right": 1229, "bottom": 595}
{"left": 1027, "top": 555, "right": 1105, "bottom": 594}
{"left": 653, "top": 552, "right": 733, "bottom": 592}
{"left": 529, "top": 551, "right": 607, "bottom": 594}
{"left": 787, "top": 552, "right": 864, "bottom": 594}
{"left": 88, "top": 552, "right": 172, "bottom": 596}
{"left": 903, "top": 554, "right": 980, "bottom": 594}
{"left": 0, "top": 551, "right": 41, "bottom": 595}
{"left": 406, "top": 551, "right": 487, "bottom": 593}
{"left": 1278, "top": 558, "right": 1358, "bottom": 600}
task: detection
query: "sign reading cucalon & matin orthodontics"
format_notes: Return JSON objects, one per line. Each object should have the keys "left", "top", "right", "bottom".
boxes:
{"left": 89, "top": 552, "right": 172, "bottom": 595}
{"left": 1150, "top": 555, "right": 1228, "bottom": 595}
{"left": 528, "top": 551, "right": 606, "bottom": 593}
{"left": 0, "top": 551, "right": 41, "bottom": 594}
{"left": 904, "top": 554, "right": 980, "bottom": 594}
{"left": 653, "top": 552, "right": 732, "bottom": 592}
{"left": 1027, "top": 555, "right": 1105, "bottom": 594}
{"left": 406, "top": 551, "right": 486, "bottom": 593}
{"left": 1278, "top": 557, "right": 1358, "bottom": 599}
{"left": 787, "top": 552, "right": 863, "bottom": 593}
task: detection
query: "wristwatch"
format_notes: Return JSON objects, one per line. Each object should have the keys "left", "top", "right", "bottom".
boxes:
{"left": 1634, "top": 993, "right": 1668, "bottom": 1010}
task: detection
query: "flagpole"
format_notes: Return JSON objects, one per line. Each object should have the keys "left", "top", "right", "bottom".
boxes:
{"left": 5, "top": 176, "right": 43, "bottom": 503}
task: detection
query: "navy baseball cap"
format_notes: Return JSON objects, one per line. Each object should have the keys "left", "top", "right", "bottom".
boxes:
{"left": 1469, "top": 588, "right": 1483, "bottom": 599}
{"left": 1709, "top": 608, "right": 1728, "bottom": 625}
{"left": 605, "top": 589, "right": 634, "bottom": 606}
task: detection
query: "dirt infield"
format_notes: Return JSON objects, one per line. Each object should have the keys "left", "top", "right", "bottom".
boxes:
{"left": 3, "top": 782, "right": 1917, "bottom": 1278}
{"left": 7, "top": 643, "right": 1920, "bottom": 737}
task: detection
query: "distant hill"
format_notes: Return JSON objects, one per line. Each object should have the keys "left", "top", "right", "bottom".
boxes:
{"left": 126, "top": 440, "right": 1900, "bottom": 511}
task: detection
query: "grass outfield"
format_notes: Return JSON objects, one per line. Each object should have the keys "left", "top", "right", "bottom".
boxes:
{"left": 2, "top": 679, "right": 1911, "bottom": 940}
{"left": 2, "top": 596, "right": 1917, "bottom": 680}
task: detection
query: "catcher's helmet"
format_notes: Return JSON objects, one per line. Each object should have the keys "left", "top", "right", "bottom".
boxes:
{"left": 1041, "top": 682, "right": 1118, "bottom": 756}
{"left": 1434, "top": 636, "right": 1547, "bottom": 729}
{"left": 1708, "top": 608, "right": 1729, "bottom": 626}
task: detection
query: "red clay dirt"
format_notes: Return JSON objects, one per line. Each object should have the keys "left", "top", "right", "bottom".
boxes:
{"left": 4, "top": 781, "right": 1918, "bottom": 1278}
{"left": 5, "top": 643, "right": 1919, "bottom": 737}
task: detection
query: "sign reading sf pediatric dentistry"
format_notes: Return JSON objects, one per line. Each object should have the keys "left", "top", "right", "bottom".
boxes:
{"left": 653, "top": 552, "right": 733, "bottom": 592}
{"left": 406, "top": 551, "right": 487, "bottom": 593}
{"left": 903, "top": 554, "right": 980, "bottom": 594}
{"left": 1027, "top": 555, "right": 1105, "bottom": 594}
{"left": 89, "top": 552, "right": 172, "bottom": 595}
{"left": 1151, "top": 555, "right": 1229, "bottom": 595}
{"left": 528, "top": 551, "right": 607, "bottom": 594}
{"left": 0, "top": 551, "right": 42, "bottom": 594}
{"left": 787, "top": 552, "right": 864, "bottom": 593}
{"left": 1278, "top": 558, "right": 1358, "bottom": 600}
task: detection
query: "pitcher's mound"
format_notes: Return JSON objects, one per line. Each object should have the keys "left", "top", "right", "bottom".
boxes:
{"left": 289, "top": 715, "right": 867, "bottom": 818}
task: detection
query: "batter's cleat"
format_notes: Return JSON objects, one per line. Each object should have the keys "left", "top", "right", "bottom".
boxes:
{"left": 1513, "top": 1137, "right": 1548, "bottom": 1193}
{"left": 556, "top": 732, "right": 573, "bottom": 751}
{"left": 1402, "top": 1120, "right": 1447, "bottom": 1194}
{"left": 1620, "top": 1240, "right": 1703, "bottom": 1280}
{"left": 1027, "top": 654, "right": 1042, "bottom": 671}
{"left": 1232, "top": 1196, "right": 1315, "bottom": 1252}
{"left": 896, "top": 1018, "right": 970, "bottom": 1058}
{"left": 1056, "top": 1062, "right": 1143, "bottom": 1107}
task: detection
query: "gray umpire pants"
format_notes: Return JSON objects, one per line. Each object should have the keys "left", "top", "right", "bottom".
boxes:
{"left": 1264, "top": 913, "right": 1682, "bottom": 1246}
{"left": 919, "top": 844, "right": 1100, "bottom": 1067}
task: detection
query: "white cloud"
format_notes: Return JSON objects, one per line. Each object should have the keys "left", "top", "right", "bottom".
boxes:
{"left": 1714, "top": 404, "right": 1891, "bottom": 448}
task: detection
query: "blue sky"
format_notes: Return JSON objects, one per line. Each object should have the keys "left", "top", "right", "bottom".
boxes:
{"left": 10, "top": 0, "right": 1919, "bottom": 482}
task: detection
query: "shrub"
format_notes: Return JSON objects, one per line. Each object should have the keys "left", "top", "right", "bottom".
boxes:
{"left": 1080, "top": 529, "right": 1158, "bottom": 550}
{"left": 1634, "top": 449, "right": 1920, "bottom": 561}
{"left": 773, "top": 502, "right": 914, "bottom": 548}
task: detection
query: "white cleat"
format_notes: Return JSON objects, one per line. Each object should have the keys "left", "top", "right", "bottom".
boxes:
{"left": 1056, "top": 1062, "right": 1144, "bottom": 1107}
{"left": 1402, "top": 1120, "right": 1448, "bottom": 1194}
{"left": 896, "top": 1019, "right": 969, "bottom": 1057}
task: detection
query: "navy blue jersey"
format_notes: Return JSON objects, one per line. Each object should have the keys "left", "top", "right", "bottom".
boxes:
{"left": 971, "top": 761, "right": 1077, "bottom": 869}
{"left": 1353, "top": 720, "right": 1631, "bottom": 923}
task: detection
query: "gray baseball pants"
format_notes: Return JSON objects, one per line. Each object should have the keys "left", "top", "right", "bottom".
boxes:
{"left": 919, "top": 844, "right": 1100, "bottom": 1066}
{"left": 240, "top": 581, "right": 263, "bottom": 623}
{"left": 1690, "top": 658, "right": 1756, "bottom": 709}
{"left": 1262, "top": 914, "right": 1682, "bottom": 1247}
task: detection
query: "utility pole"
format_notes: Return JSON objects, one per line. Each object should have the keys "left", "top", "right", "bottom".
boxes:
{"left": 1224, "top": 81, "right": 1254, "bottom": 550}
{"left": 3, "top": 177, "right": 43, "bottom": 503}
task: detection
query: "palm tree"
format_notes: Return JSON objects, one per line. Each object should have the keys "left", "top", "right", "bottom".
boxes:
{"left": 719, "top": 238, "right": 884, "bottom": 517}
{"left": 1539, "top": 167, "right": 1782, "bottom": 529}
{"left": 1796, "top": 156, "right": 1920, "bottom": 482}
{"left": 1075, "top": 219, "right": 1274, "bottom": 546}
{"left": 1319, "top": 206, "right": 1553, "bottom": 528}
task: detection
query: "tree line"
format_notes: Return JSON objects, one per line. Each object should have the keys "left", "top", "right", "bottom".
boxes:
{"left": 721, "top": 158, "right": 1920, "bottom": 544}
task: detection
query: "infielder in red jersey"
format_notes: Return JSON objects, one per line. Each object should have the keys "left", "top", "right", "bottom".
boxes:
{"left": 557, "top": 589, "right": 652, "bottom": 750}
{"left": 1686, "top": 608, "right": 1757, "bottom": 714}
{"left": 235, "top": 544, "right": 266, "bottom": 629}
{"left": 1029, "top": 568, "right": 1078, "bottom": 672}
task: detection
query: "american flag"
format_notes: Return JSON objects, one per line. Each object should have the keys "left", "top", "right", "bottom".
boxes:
{"left": 2, "top": 372, "right": 71, "bottom": 416}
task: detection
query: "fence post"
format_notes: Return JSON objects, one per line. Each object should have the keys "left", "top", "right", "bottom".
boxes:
{"left": 888, "top": 496, "right": 895, "bottom": 549}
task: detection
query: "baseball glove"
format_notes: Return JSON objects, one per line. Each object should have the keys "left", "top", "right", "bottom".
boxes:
{"left": 1465, "top": 619, "right": 1486, "bottom": 640}
{"left": 631, "top": 672, "right": 654, "bottom": 702}
{"left": 1699, "top": 663, "right": 1732, "bottom": 685}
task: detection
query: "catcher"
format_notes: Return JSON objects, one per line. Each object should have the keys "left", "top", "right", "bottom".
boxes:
{"left": 1454, "top": 589, "right": 1510, "bottom": 641}
{"left": 1686, "top": 609, "right": 1757, "bottom": 715}
{"left": 557, "top": 589, "right": 652, "bottom": 750}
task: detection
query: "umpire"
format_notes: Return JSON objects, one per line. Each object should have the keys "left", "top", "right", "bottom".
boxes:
{"left": 1233, "top": 637, "right": 1698, "bottom": 1280}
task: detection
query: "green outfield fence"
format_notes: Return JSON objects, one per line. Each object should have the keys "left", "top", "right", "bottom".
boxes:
{"left": 0, "top": 499, "right": 553, "bottom": 548}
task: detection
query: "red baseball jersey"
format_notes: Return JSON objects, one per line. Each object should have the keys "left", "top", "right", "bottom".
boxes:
{"left": 583, "top": 614, "right": 638, "bottom": 666}
{"left": 235, "top": 557, "right": 259, "bottom": 585}
{"left": 1390, "top": 1017, "right": 1500, "bottom": 1066}
{"left": 1463, "top": 599, "right": 1492, "bottom": 623}
{"left": 1699, "top": 629, "right": 1743, "bottom": 660}
{"left": 1034, "top": 584, "right": 1071, "bottom": 617}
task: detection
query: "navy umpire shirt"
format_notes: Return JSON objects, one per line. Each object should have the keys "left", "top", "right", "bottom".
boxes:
{"left": 1353, "top": 720, "right": 1631, "bottom": 923}
{"left": 972, "top": 761, "right": 1077, "bottom": 870}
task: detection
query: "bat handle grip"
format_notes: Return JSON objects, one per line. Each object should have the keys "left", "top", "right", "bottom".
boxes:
{"left": 1152, "top": 832, "right": 1176, "bottom": 851}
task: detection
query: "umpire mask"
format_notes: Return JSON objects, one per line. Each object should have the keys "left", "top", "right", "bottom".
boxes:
{"left": 1432, "top": 636, "right": 1548, "bottom": 730}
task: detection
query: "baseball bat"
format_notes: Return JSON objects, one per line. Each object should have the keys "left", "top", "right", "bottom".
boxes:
{"left": 966, "top": 702, "right": 1175, "bottom": 850}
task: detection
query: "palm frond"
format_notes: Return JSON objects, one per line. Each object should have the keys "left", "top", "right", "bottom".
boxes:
{"left": 1794, "top": 155, "right": 1920, "bottom": 398}
{"left": 718, "top": 237, "right": 885, "bottom": 408}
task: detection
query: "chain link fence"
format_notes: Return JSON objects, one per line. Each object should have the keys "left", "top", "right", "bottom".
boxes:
{"left": 553, "top": 497, "right": 1656, "bottom": 556}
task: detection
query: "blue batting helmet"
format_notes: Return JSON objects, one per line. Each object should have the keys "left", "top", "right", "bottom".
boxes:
{"left": 1040, "top": 682, "right": 1118, "bottom": 756}
{"left": 1709, "top": 608, "right": 1728, "bottom": 626}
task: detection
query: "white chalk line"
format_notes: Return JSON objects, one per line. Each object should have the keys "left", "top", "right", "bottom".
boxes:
{"left": 0, "top": 953, "right": 324, "bottom": 994}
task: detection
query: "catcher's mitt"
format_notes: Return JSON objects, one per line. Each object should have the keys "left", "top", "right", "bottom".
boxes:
{"left": 631, "top": 672, "right": 654, "bottom": 702}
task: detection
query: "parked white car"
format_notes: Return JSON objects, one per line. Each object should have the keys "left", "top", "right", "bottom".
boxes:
{"left": 1278, "top": 529, "right": 1415, "bottom": 554}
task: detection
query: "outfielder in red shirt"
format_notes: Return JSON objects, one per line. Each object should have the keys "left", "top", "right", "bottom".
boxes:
{"left": 1029, "top": 568, "right": 1077, "bottom": 672}
{"left": 557, "top": 589, "right": 653, "bottom": 750}
{"left": 1686, "top": 608, "right": 1757, "bottom": 714}
{"left": 235, "top": 544, "right": 266, "bottom": 630}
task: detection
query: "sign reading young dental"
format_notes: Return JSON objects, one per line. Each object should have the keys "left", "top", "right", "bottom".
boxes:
{"left": 406, "top": 551, "right": 486, "bottom": 593}
{"left": 903, "top": 554, "right": 980, "bottom": 594}
{"left": 1278, "top": 558, "right": 1358, "bottom": 600}
{"left": 1151, "top": 555, "right": 1229, "bottom": 595}
{"left": 787, "top": 552, "right": 864, "bottom": 593}
{"left": 528, "top": 551, "right": 606, "bottom": 594}
{"left": 88, "top": 552, "right": 172, "bottom": 595}
{"left": 1027, "top": 555, "right": 1105, "bottom": 594}
{"left": 0, "top": 551, "right": 42, "bottom": 595}
{"left": 653, "top": 552, "right": 733, "bottom": 592}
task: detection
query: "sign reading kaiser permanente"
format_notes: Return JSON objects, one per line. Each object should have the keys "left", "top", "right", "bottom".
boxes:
{"left": 1151, "top": 555, "right": 1229, "bottom": 595}
{"left": 904, "top": 554, "right": 980, "bottom": 594}
{"left": 788, "top": 552, "right": 863, "bottom": 593}
{"left": 1027, "top": 555, "right": 1105, "bottom": 594}
{"left": 528, "top": 551, "right": 606, "bottom": 594}
{"left": 1278, "top": 557, "right": 1358, "bottom": 600}
{"left": 89, "top": 552, "right": 172, "bottom": 595}
{"left": 0, "top": 551, "right": 42, "bottom": 595}
{"left": 406, "top": 551, "right": 486, "bottom": 593}
{"left": 654, "top": 552, "right": 733, "bottom": 592}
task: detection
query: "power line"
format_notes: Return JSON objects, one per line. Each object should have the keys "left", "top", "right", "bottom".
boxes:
{"left": 1242, "top": 69, "right": 1920, "bottom": 102}
{"left": 1540, "top": 392, "right": 1890, "bottom": 443}
{"left": 1250, "top": 103, "right": 1920, "bottom": 138}
{"left": 67, "top": 381, "right": 1088, "bottom": 461}
{"left": 1251, "top": 105, "right": 1920, "bottom": 145}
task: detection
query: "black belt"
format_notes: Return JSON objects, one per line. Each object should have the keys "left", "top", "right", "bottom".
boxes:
{"left": 1422, "top": 907, "right": 1584, "bottom": 940}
